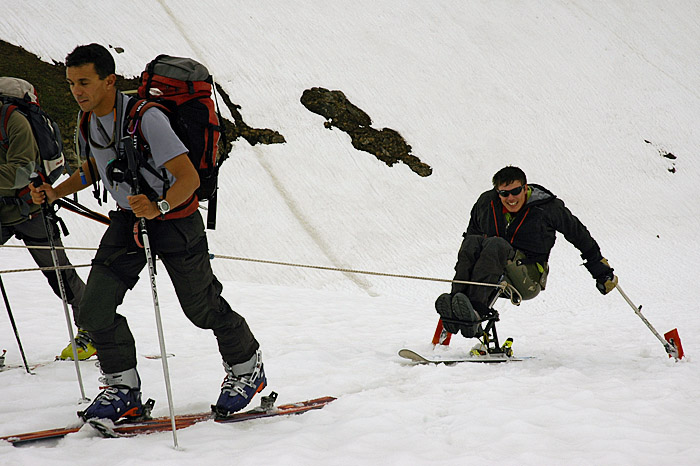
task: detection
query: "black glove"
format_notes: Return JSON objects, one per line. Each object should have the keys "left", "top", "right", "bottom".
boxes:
{"left": 584, "top": 258, "right": 618, "bottom": 295}
{"left": 596, "top": 271, "right": 618, "bottom": 295}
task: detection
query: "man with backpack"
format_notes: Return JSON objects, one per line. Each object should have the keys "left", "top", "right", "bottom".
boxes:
{"left": 0, "top": 77, "right": 95, "bottom": 361}
{"left": 30, "top": 44, "right": 266, "bottom": 422}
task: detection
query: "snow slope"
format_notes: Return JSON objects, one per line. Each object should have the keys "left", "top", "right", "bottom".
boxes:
{"left": 1, "top": 1, "right": 699, "bottom": 464}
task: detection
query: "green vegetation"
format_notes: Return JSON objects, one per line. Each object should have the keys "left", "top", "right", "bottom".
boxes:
{"left": 0, "top": 40, "right": 283, "bottom": 170}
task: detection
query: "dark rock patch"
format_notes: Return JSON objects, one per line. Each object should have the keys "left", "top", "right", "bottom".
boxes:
{"left": 644, "top": 139, "right": 677, "bottom": 173}
{"left": 301, "top": 87, "right": 432, "bottom": 177}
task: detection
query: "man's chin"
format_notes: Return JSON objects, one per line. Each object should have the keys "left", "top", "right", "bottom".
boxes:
{"left": 76, "top": 101, "right": 91, "bottom": 112}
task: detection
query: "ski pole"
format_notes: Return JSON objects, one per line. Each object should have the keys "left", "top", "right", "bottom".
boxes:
{"left": 0, "top": 276, "right": 33, "bottom": 374}
{"left": 122, "top": 136, "right": 179, "bottom": 449}
{"left": 616, "top": 283, "right": 682, "bottom": 360}
{"left": 55, "top": 198, "right": 111, "bottom": 226}
{"left": 31, "top": 174, "right": 89, "bottom": 401}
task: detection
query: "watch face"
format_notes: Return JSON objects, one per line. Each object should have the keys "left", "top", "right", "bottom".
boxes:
{"left": 158, "top": 200, "right": 170, "bottom": 214}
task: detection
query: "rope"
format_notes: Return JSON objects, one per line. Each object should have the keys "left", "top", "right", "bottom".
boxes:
{"left": 1, "top": 244, "right": 523, "bottom": 302}
{"left": 1, "top": 244, "right": 98, "bottom": 252}
{"left": 0, "top": 245, "right": 94, "bottom": 274}
{"left": 211, "top": 253, "right": 507, "bottom": 290}
{"left": 0, "top": 264, "right": 91, "bottom": 274}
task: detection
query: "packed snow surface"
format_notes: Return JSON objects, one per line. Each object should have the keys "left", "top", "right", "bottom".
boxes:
{"left": 1, "top": 1, "right": 699, "bottom": 464}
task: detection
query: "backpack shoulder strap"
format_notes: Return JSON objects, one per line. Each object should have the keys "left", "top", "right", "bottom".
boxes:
{"left": 122, "top": 97, "right": 171, "bottom": 199}
{"left": 125, "top": 96, "right": 140, "bottom": 121}
{"left": 124, "top": 98, "right": 170, "bottom": 162}
{"left": 1, "top": 103, "right": 18, "bottom": 149}
{"left": 78, "top": 110, "right": 90, "bottom": 141}
{"left": 125, "top": 99, "right": 170, "bottom": 136}
{"left": 77, "top": 110, "right": 107, "bottom": 204}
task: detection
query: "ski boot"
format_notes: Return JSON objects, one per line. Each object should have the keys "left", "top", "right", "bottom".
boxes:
{"left": 78, "top": 367, "right": 144, "bottom": 422}
{"left": 451, "top": 293, "right": 484, "bottom": 338}
{"left": 212, "top": 350, "right": 267, "bottom": 417}
{"left": 58, "top": 329, "right": 97, "bottom": 361}
{"left": 469, "top": 340, "right": 488, "bottom": 356}
{"left": 501, "top": 337, "right": 514, "bottom": 357}
{"left": 435, "top": 293, "right": 460, "bottom": 333}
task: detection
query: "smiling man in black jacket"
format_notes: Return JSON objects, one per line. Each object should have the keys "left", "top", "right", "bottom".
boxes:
{"left": 436, "top": 165, "right": 617, "bottom": 338}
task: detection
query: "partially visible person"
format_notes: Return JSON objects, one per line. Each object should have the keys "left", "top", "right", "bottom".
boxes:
{"left": 1, "top": 76, "right": 94, "bottom": 360}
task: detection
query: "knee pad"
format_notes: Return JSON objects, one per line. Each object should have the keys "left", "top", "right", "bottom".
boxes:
{"left": 504, "top": 251, "right": 547, "bottom": 301}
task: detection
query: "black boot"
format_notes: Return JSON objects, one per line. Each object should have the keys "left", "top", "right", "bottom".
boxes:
{"left": 435, "top": 293, "right": 460, "bottom": 333}
{"left": 451, "top": 293, "right": 484, "bottom": 338}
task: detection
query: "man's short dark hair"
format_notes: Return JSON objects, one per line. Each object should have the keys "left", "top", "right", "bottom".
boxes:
{"left": 492, "top": 166, "right": 527, "bottom": 188}
{"left": 65, "top": 43, "right": 115, "bottom": 79}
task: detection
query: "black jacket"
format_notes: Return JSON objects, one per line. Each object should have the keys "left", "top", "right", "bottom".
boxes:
{"left": 466, "top": 183, "right": 603, "bottom": 267}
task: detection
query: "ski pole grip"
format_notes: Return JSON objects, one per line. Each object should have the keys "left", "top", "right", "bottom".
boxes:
{"left": 30, "top": 172, "right": 42, "bottom": 188}
{"left": 120, "top": 136, "right": 141, "bottom": 195}
{"left": 29, "top": 172, "right": 48, "bottom": 206}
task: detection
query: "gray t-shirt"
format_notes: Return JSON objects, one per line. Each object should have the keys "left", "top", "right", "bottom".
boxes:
{"left": 87, "top": 95, "right": 187, "bottom": 210}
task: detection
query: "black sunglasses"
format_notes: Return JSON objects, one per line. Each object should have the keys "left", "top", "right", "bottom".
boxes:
{"left": 497, "top": 185, "right": 525, "bottom": 197}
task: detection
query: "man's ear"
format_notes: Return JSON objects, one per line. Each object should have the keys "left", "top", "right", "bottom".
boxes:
{"left": 105, "top": 73, "right": 117, "bottom": 88}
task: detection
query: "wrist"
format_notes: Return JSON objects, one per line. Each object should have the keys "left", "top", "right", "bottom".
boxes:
{"left": 584, "top": 258, "right": 611, "bottom": 279}
{"left": 157, "top": 198, "right": 171, "bottom": 215}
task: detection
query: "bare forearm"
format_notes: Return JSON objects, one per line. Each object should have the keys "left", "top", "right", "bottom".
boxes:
{"left": 164, "top": 173, "right": 199, "bottom": 208}
{"left": 127, "top": 153, "right": 199, "bottom": 219}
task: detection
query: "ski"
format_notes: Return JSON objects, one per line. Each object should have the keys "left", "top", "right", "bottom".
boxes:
{"left": 1, "top": 392, "right": 335, "bottom": 446}
{"left": 142, "top": 353, "right": 175, "bottom": 360}
{"left": 0, "top": 362, "right": 48, "bottom": 372}
{"left": 399, "top": 348, "right": 532, "bottom": 364}
{"left": 0, "top": 355, "right": 60, "bottom": 372}
{"left": 0, "top": 352, "right": 169, "bottom": 373}
{"left": 0, "top": 349, "right": 46, "bottom": 372}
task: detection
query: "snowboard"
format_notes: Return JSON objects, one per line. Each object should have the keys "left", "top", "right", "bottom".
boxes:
{"left": 1, "top": 392, "right": 335, "bottom": 446}
{"left": 399, "top": 348, "right": 532, "bottom": 364}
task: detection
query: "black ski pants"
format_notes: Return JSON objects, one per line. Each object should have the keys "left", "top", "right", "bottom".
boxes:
{"left": 77, "top": 209, "right": 259, "bottom": 374}
{"left": 451, "top": 235, "right": 513, "bottom": 307}
{"left": 1, "top": 213, "right": 85, "bottom": 322}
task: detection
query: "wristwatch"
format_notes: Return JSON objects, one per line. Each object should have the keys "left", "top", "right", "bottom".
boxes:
{"left": 157, "top": 199, "right": 171, "bottom": 215}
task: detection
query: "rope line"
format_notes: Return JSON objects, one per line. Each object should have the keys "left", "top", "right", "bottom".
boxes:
{"left": 1, "top": 244, "right": 98, "bottom": 252}
{"left": 211, "top": 253, "right": 506, "bottom": 290}
{"left": 0, "top": 264, "right": 91, "bottom": 274}
{"left": 1, "top": 244, "right": 521, "bottom": 301}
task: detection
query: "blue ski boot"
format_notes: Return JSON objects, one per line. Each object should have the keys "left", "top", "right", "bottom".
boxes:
{"left": 79, "top": 367, "right": 144, "bottom": 421}
{"left": 213, "top": 350, "right": 266, "bottom": 417}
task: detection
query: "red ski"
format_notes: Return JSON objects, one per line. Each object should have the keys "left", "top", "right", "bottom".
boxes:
{"left": 1, "top": 392, "right": 335, "bottom": 446}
